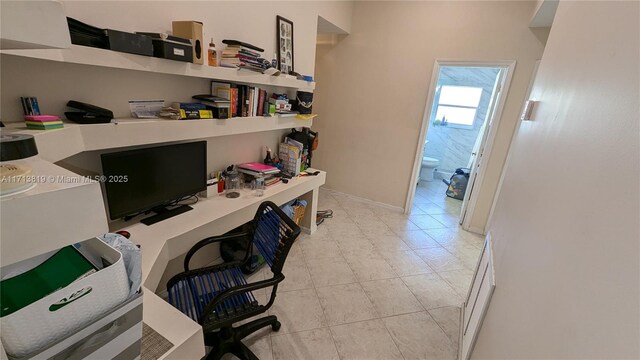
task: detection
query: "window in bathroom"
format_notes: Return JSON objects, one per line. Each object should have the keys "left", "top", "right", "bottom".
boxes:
{"left": 435, "top": 85, "right": 483, "bottom": 128}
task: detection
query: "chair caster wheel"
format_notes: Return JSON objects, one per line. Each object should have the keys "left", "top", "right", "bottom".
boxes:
{"left": 272, "top": 321, "right": 281, "bottom": 332}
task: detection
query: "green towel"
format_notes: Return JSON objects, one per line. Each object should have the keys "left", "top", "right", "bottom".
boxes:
{"left": 0, "top": 246, "right": 96, "bottom": 317}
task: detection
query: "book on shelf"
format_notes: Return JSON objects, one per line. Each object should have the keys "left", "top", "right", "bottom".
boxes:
{"left": 252, "top": 87, "right": 260, "bottom": 116}
{"left": 243, "top": 86, "right": 250, "bottom": 117}
{"left": 223, "top": 46, "right": 261, "bottom": 58}
{"left": 257, "top": 89, "right": 264, "bottom": 117}
{"left": 264, "top": 177, "right": 282, "bottom": 188}
{"left": 221, "top": 39, "right": 264, "bottom": 72}
{"left": 237, "top": 162, "right": 280, "bottom": 174}
{"left": 221, "top": 39, "right": 265, "bottom": 53}
{"left": 192, "top": 94, "right": 230, "bottom": 104}
{"left": 238, "top": 63, "right": 264, "bottom": 73}
{"left": 179, "top": 109, "right": 213, "bottom": 120}
{"left": 216, "top": 87, "right": 238, "bottom": 117}
{"left": 211, "top": 81, "right": 231, "bottom": 96}
{"left": 238, "top": 168, "right": 280, "bottom": 178}
{"left": 200, "top": 85, "right": 270, "bottom": 118}
{"left": 235, "top": 55, "right": 263, "bottom": 65}
{"left": 220, "top": 58, "right": 241, "bottom": 67}
{"left": 172, "top": 102, "right": 207, "bottom": 111}
{"left": 276, "top": 111, "right": 299, "bottom": 117}
{"left": 248, "top": 88, "right": 254, "bottom": 117}
{"left": 264, "top": 90, "right": 270, "bottom": 116}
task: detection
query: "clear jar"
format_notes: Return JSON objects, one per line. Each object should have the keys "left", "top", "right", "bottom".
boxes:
{"left": 225, "top": 170, "right": 240, "bottom": 198}
{"left": 255, "top": 177, "right": 265, "bottom": 197}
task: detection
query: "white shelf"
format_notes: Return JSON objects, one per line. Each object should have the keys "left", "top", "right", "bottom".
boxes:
{"left": 0, "top": 157, "right": 109, "bottom": 266}
{"left": 3, "top": 116, "right": 312, "bottom": 162}
{"left": 0, "top": 45, "right": 315, "bottom": 91}
{"left": 1, "top": 1, "right": 71, "bottom": 50}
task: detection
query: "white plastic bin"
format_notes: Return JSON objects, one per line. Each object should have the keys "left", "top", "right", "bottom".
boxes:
{"left": 0, "top": 237, "right": 129, "bottom": 358}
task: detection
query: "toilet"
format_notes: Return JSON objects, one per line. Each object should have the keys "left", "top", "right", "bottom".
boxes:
{"left": 421, "top": 156, "right": 440, "bottom": 181}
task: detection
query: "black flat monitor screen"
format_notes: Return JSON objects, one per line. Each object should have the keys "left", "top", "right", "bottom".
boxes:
{"left": 101, "top": 141, "right": 207, "bottom": 220}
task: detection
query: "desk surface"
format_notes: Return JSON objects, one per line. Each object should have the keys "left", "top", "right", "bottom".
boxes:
{"left": 112, "top": 170, "right": 325, "bottom": 291}
{"left": 121, "top": 171, "right": 325, "bottom": 359}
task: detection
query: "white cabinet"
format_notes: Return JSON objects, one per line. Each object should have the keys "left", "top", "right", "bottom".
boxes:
{"left": 460, "top": 233, "right": 496, "bottom": 359}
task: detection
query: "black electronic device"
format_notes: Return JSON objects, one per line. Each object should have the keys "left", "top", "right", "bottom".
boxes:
{"left": 136, "top": 32, "right": 193, "bottom": 62}
{"left": 65, "top": 101, "right": 114, "bottom": 124}
{"left": 100, "top": 141, "right": 207, "bottom": 225}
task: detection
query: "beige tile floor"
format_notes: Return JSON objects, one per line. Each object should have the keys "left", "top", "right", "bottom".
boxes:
{"left": 226, "top": 181, "right": 484, "bottom": 360}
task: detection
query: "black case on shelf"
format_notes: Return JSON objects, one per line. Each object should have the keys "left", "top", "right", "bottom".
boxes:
{"left": 67, "top": 17, "right": 153, "bottom": 57}
{"left": 67, "top": 17, "right": 109, "bottom": 49}
{"left": 210, "top": 105, "right": 230, "bottom": 119}
{"left": 136, "top": 33, "right": 193, "bottom": 62}
{"left": 105, "top": 29, "right": 153, "bottom": 57}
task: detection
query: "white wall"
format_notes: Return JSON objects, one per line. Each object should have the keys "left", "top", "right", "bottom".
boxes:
{"left": 312, "top": 1, "right": 546, "bottom": 233}
{"left": 472, "top": 1, "right": 639, "bottom": 358}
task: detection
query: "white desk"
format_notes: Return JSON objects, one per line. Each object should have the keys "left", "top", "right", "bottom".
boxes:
{"left": 119, "top": 171, "right": 326, "bottom": 359}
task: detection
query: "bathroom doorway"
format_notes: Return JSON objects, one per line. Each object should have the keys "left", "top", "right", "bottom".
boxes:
{"left": 406, "top": 60, "right": 515, "bottom": 233}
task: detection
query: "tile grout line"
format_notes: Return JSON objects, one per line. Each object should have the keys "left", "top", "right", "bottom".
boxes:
{"left": 342, "top": 203, "right": 409, "bottom": 360}
{"left": 303, "top": 192, "right": 345, "bottom": 360}
{"left": 269, "top": 186, "right": 474, "bottom": 359}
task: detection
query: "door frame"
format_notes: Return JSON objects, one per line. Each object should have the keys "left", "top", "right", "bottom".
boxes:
{"left": 404, "top": 60, "right": 516, "bottom": 232}
{"left": 485, "top": 60, "right": 541, "bottom": 229}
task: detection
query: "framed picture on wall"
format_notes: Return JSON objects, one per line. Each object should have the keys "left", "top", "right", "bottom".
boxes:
{"left": 276, "top": 16, "right": 294, "bottom": 74}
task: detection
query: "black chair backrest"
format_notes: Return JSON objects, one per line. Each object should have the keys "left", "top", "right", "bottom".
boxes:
{"left": 251, "top": 201, "right": 300, "bottom": 274}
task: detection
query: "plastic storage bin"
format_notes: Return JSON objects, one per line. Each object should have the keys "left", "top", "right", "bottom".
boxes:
{"left": 0, "top": 237, "right": 129, "bottom": 358}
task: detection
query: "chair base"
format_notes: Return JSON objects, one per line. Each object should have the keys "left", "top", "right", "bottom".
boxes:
{"left": 204, "top": 315, "right": 281, "bottom": 360}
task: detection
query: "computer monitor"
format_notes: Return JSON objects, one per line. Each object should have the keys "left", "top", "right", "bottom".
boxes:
{"left": 101, "top": 141, "right": 207, "bottom": 225}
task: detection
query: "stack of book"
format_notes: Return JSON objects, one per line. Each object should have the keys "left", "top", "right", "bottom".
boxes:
{"left": 171, "top": 102, "right": 213, "bottom": 120}
{"left": 263, "top": 176, "right": 282, "bottom": 189}
{"left": 220, "top": 40, "right": 265, "bottom": 72}
{"left": 192, "top": 95, "right": 231, "bottom": 119}
{"left": 25, "top": 115, "right": 64, "bottom": 130}
{"left": 269, "top": 95, "right": 296, "bottom": 116}
{"left": 237, "top": 162, "right": 280, "bottom": 177}
{"left": 211, "top": 81, "right": 271, "bottom": 118}
{"left": 237, "top": 162, "right": 282, "bottom": 190}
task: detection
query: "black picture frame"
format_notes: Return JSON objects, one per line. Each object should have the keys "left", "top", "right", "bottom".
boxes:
{"left": 276, "top": 16, "right": 294, "bottom": 74}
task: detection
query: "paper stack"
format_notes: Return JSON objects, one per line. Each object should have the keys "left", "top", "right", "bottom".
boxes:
{"left": 24, "top": 115, "right": 64, "bottom": 130}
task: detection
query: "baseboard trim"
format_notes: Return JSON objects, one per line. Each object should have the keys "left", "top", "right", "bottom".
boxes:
{"left": 463, "top": 224, "right": 486, "bottom": 236}
{"left": 320, "top": 187, "right": 404, "bottom": 213}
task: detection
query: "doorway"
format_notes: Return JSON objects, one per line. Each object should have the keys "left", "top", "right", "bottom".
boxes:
{"left": 406, "top": 61, "right": 515, "bottom": 233}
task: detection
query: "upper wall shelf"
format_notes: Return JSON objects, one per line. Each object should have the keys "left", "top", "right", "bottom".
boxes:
{"left": 0, "top": 45, "right": 315, "bottom": 91}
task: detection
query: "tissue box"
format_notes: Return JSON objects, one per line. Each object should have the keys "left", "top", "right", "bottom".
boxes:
{"left": 0, "top": 238, "right": 130, "bottom": 358}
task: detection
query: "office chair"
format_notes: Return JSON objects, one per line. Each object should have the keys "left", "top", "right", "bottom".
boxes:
{"left": 166, "top": 201, "right": 300, "bottom": 360}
